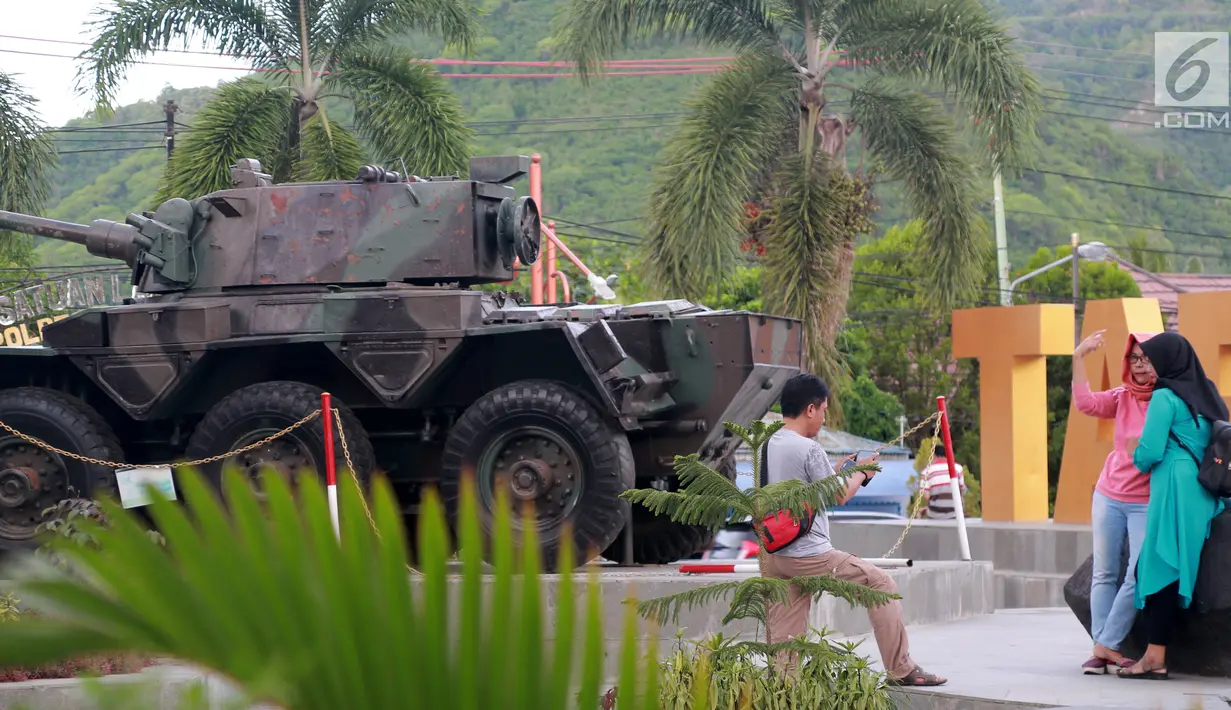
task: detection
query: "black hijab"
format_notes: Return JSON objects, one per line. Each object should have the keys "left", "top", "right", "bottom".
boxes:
{"left": 1138, "top": 331, "right": 1230, "bottom": 424}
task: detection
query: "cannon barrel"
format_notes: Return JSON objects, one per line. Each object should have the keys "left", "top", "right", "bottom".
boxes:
{"left": 0, "top": 210, "right": 145, "bottom": 266}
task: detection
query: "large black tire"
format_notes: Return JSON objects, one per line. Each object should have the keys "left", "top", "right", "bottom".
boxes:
{"left": 184, "top": 381, "right": 376, "bottom": 497}
{"left": 603, "top": 457, "right": 738, "bottom": 565}
{"left": 0, "top": 387, "right": 123, "bottom": 548}
{"left": 440, "top": 379, "right": 634, "bottom": 571}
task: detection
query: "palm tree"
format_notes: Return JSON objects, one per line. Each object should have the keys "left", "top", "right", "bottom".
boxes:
{"left": 553, "top": 0, "right": 1042, "bottom": 387}
{"left": 74, "top": 0, "right": 481, "bottom": 199}
{"left": 0, "top": 71, "right": 56, "bottom": 264}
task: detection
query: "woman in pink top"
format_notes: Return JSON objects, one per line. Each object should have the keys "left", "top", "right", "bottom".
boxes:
{"left": 1072, "top": 330, "right": 1158, "bottom": 675}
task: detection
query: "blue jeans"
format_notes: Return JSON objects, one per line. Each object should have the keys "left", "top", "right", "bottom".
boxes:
{"left": 1089, "top": 490, "right": 1148, "bottom": 651}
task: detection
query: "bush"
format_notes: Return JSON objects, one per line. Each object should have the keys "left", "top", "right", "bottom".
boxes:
{"left": 658, "top": 631, "right": 892, "bottom": 710}
{"left": 0, "top": 594, "right": 152, "bottom": 683}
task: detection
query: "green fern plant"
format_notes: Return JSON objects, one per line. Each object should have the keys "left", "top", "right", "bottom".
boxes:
{"left": 621, "top": 418, "right": 897, "bottom": 638}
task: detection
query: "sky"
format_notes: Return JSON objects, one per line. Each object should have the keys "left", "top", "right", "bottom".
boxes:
{"left": 0, "top": 0, "right": 252, "bottom": 127}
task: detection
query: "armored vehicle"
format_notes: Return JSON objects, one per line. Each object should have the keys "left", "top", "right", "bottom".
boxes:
{"left": 0, "top": 155, "right": 802, "bottom": 569}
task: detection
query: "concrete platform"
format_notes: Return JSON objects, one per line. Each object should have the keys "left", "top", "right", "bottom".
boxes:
{"left": 830, "top": 519, "right": 1094, "bottom": 609}
{"left": 550, "top": 560, "right": 995, "bottom": 644}
{"left": 831, "top": 608, "right": 1231, "bottom": 709}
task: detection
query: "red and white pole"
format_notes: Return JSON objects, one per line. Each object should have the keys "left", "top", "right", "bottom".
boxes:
{"left": 321, "top": 392, "right": 340, "bottom": 540}
{"left": 678, "top": 559, "right": 913, "bottom": 574}
{"left": 529, "top": 154, "right": 544, "bottom": 305}
{"left": 936, "top": 396, "right": 971, "bottom": 561}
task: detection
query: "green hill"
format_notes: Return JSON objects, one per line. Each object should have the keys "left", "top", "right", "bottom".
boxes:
{"left": 29, "top": 0, "right": 1231, "bottom": 286}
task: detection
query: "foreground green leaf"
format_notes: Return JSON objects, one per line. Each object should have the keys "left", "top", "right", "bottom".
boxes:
{"left": 0, "top": 466, "right": 655, "bottom": 710}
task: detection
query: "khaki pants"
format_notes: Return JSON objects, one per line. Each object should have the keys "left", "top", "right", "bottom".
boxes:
{"left": 762, "top": 549, "right": 915, "bottom": 680}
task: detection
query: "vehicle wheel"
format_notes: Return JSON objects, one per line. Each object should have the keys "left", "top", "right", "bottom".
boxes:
{"left": 440, "top": 379, "right": 633, "bottom": 571}
{"left": 0, "top": 387, "right": 123, "bottom": 548}
{"left": 602, "top": 457, "right": 738, "bottom": 565}
{"left": 184, "top": 381, "right": 375, "bottom": 499}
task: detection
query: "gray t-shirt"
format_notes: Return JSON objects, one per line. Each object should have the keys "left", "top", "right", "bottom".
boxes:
{"left": 762, "top": 428, "right": 836, "bottom": 557}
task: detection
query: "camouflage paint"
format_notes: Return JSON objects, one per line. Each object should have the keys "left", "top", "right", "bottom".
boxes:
{"left": 0, "top": 156, "right": 803, "bottom": 561}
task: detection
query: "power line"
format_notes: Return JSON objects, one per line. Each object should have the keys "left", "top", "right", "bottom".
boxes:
{"left": 1015, "top": 39, "right": 1153, "bottom": 59}
{"left": 475, "top": 123, "right": 680, "bottom": 137}
{"left": 1003, "top": 208, "right": 1231, "bottom": 246}
{"left": 1017, "top": 167, "right": 1231, "bottom": 203}
{"left": 0, "top": 46, "right": 730, "bottom": 78}
{"left": 55, "top": 145, "right": 164, "bottom": 155}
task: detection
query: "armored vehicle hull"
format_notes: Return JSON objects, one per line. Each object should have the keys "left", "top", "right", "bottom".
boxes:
{"left": 0, "top": 157, "right": 802, "bottom": 569}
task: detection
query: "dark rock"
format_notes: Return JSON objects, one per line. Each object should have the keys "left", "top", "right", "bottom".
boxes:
{"left": 1064, "top": 508, "right": 1231, "bottom": 677}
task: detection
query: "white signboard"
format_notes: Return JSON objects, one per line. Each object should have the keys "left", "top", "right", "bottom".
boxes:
{"left": 116, "top": 466, "right": 178, "bottom": 509}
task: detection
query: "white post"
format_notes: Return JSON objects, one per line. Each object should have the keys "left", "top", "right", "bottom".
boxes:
{"left": 949, "top": 477, "right": 972, "bottom": 562}
{"left": 994, "top": 171, "right": 1011, "bottom": 306}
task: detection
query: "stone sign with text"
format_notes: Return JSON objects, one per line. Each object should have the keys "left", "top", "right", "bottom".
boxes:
{"left": 0, "top": 272, "right": 129, "bottom": 346}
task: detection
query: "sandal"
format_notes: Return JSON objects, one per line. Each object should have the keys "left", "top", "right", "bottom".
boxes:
{"left": 1082, "top": 656, "right": 1108, "bottom": 675}
{"left": 888, "top": 666, "right": 948, "bottom": 687}
{"left": 1117, "top": 663, "right": 1168, "bottom": 680}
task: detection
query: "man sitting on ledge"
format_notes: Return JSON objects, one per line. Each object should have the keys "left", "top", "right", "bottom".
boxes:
{"left": 761, "top": 373, "right": 948, "bottom": 687}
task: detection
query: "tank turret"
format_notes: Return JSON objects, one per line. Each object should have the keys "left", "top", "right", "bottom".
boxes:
{"left": 0, "top": 155, "right": 542, "bottom": 295}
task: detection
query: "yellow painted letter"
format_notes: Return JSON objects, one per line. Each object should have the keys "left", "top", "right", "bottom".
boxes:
{"left": 953, "top": 304, "right": 1074, "bottom": 521}
{"left": 1053, "top": 299, "right": 1164, "bottom": 523}
{"left": 1178, "top": 292, "right": 1231, "bottom": 414}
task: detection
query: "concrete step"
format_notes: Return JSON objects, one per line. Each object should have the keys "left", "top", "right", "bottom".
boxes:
{"left": 994, "top": 570, "right": 1072, "bottom": 609}
{"left": 830, "top": 519, "right": 1093, "bottom": 577}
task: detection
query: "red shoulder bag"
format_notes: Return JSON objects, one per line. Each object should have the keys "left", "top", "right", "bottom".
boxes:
{"left": 754, "top": 441, "right": 816, "bottom": 553}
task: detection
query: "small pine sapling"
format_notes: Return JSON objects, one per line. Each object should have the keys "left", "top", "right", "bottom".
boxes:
{"left": 621, "top": 420, "right": 898, "bottom": 658}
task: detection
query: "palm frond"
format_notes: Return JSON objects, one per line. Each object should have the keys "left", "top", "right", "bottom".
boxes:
{"left": 638, "top": 53, "right": 800, "bottom": 301}
{"left": 0, "top": 72, "right": 56, "bottom": 260}
{"left": 838, "top": 0, "right": 1043, "bottom": 170}
{"left": 0, "top": 467, "right": 655, "bottom": 709}
{"left": 336, "top": 44, "right": 473, "bottom": 177}
{"left": 621, "top": 488, "right": 750, "bottom": 531}
{"left": 74, "top": 0, "right": 289, "bottom": 115}
{"left": 722, "top": 419, "right": 784, "bottom": 453}
{"left": 634, "top": 580, "right": 751, "bottom": 625}
{"left": 758, "top": 151, "right": 866, "bottom": 388}
{"left": 291, "top": 109, "right": 366, "bottom": 182}
{"left": 787, "top": 575, "right": 899, "bottom": 609}
{"left": 720, "top": 577, "right": 795, "bottom": 624}
{"left": 850, "top": 79, "right": 990, "bottom": 314}
{"left": 154, "top": 79, "right": 292, "bottom": 201}
{"left": 552, "top": 0, "right": 793, "bottom": 83}
{"left": 326, "top": 0, "right": 482, "bottom": 59}
{"left": 745, "top": 473, "right": 863, "bottom": 521}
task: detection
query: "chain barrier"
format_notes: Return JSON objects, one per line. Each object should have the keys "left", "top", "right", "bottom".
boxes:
{"left": 851, "top": 410, "right": 946, "bottom": 559}
{"left": 1, "top": 401, "right": 956, "bottom": 568}
{"left": 0, "top": 403, "right": 414, "bottom": 569}
{"left": 0, "top": 411, "right": 323, "bottom": 470}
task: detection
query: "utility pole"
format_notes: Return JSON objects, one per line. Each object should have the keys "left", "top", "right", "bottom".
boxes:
{"left": 163, "top": 100, "right": 178, "bottom": 161}
{"left": 994, "top": 171, "right": 1010, "bottom": 306}
{"left": 1071, "top": 232, "right": 1081, "bottom": 346}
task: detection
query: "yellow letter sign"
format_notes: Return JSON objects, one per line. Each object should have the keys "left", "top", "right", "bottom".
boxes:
{"left": 1178, "top": 291, "right": 1231, "bottom": 415}
{"left": 952, "top": 304, "right": 1074, "bottom": 521}
{"left": 1053, "top": 298, "right": 1164, "bottom": 523}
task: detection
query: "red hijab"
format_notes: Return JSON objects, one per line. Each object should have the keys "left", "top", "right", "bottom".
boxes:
{"left": 1122, "top": 332, "right": 1159, "bottom": 401}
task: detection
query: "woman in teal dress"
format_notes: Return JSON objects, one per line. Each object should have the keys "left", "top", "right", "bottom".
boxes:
{"left": 1121, "top": 331, "right": 1226, "bottom": 680}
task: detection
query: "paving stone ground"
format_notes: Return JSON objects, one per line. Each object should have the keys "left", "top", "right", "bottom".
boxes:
{"left": 836, "top": 607, "right": 1231, "bottom": 709}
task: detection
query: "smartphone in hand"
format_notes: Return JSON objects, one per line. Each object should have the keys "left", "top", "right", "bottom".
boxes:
{"left": 842, "top": 450, "right": 881, "bottom": 484}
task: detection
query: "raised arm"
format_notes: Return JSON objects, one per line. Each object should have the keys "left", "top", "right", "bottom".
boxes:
{"left": 1132, "top": 391, "right": 1176, "bottom": 474}
{"left": 1073, "top": 330, "right": 1119, "bottom": 418}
